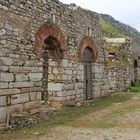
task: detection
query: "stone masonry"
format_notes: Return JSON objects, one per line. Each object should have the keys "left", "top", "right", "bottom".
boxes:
{"left": 0, "top": 0, "right": 137, "bottom": 128}
{"left": 0, "top": 0, "right": 109, "bottom": 128}
{"left": 104, "top": 37, "right": 133, "bottom": 92}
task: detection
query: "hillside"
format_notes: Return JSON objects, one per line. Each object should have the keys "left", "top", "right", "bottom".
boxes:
{"left": 98, "top": 13, "right": 140, "bottom": 47}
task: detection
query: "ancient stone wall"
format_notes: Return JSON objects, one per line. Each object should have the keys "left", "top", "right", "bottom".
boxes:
{"left": 105, "top": 37, "right": 133, "bottom": 92}
{"left": 0, "top": 0, "right": 108, "bottom": 128}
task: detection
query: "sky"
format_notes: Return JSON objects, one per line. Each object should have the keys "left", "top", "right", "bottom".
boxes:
{"left": 59, "top": 0, "right": 140, "bottom": 31}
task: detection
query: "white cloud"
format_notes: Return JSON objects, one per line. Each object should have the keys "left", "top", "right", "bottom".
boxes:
{"left": 59, "top": 0, "right": 140, "bottom": 31}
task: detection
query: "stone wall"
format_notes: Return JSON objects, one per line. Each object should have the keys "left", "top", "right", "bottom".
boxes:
{"left": 105, "top": 37, "right": 133, "bottom": 92}
{"left": 0, "top": 0, "right": 108, "bottom": 128}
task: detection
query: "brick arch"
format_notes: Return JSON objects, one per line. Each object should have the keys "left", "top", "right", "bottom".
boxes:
{"left": 78, "top": 36, "right": 98, "bottom": 62}
{"left": 33, "top": 22, "right": 67, "bottom": 57}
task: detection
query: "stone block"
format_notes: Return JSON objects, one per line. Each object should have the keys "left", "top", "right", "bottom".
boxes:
{"left": 0, "top": 83, "right": 8, "bottom": 89}
{"left": 0, "top": 89, "right": 20, "bottom": 96}
{"left": 31, "top": 67, "right": 42, "bottom": 72}
{"left": 5, "top": 23, "right": 13, "bottom": 31}
{"left": 11, "top": 93, "right": 29, "bottom": 104}
{"left": 75, "top": 83, "right": 83, "bottom": 89}
{"left": 49, "top": 61, "right": 57, "bottom": 67}
{"left": 0, "top": 73, "right": 14, "bottom": 82}
{"left": 0, "top": 96, "right": 7, "bottom": 106}
{"left": 23, "top": 100, "right": 41, "bottom": 111}
{"left": 28, "top": 73, "right": 42, "bottom": 81}
{"left": 29, "top": 92, "right": 36, "bottom": 101}
{"left": 36, "top": 92, "right": 42, "bottom": 100}
{"left": 0, "top": 57, "right": 13, "bottom": 65}
{"left": 30, "top": 108, "right": 40, "bottom": 115}
{"left": 62, "top": 75, "right": 68, "bottom": 81}
{"left": 92, "top": 64, "right": 100, "bottom": 73}
{"left": 48, "top": 83, "right": 64, "bottom": 91}
{"left": 53, "top": 67, "right": 59, "bottom": 75}
{"left": 56, "top": 91, "right": 65, "bottom": 97}
{"left": 14, "top": 82, "right": 33, "bottom": 88}
{"left": 0, "top": 66, "right": 9, "bottom": 72}
{"left": 61, "top": 59, "right": 68, "bottom": 67}
{"left": 8, "top": 82, "right": 14, "bottom": 88}
{"left": 65, "top": 84, "right": 74, "bottom": 90}
{"left": 65, "top": 69, "right": 72, "bottom": 75}
{"left": 51, "top": 101, "right": 63, "bottom": 110}
{"left": 25, "top": 45, "right": 32, "bottom": 50}
{"left": 21, "top": 88, "right": 31, "bottom": 93}
{"left": 0, "top": 22, "right": 3, "bottom": 29}
{"left": 15, "top": 74, "right": 28, "bottom": 82}
{"left": 9, "top": 66, "right": 20, "bottom": 73}
{"left": 79, "top": 65, "right": 84, "bottom": 70}
{"left": 0, "top": 107, "right": 7, "bottom": 123}
{"left": 8, "top": 104, "right": 23, "bottom": 114}
{"left": 0, "top": 29, "right": 6, "bottom": 36}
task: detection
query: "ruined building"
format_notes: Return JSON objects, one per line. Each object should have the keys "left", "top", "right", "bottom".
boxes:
{"left": 0, "top": 0, "right": 139, "bottom": 128}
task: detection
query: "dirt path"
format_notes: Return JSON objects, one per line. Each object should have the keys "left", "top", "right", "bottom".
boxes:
{"left": 31, "top": 126, "right": 140, "bottom": 140}
{"left": 25, "top": 95, "right": 140, "bottom": 140}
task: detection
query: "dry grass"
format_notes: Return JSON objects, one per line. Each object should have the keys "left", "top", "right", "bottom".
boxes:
{"left": 0, "top": 91, "right": 140, "bottom": 140}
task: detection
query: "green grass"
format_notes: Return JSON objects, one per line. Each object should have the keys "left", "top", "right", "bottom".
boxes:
{"left": 46, "top": 92, "right": 132, "bottom": 126}
{"left": 127, "top": 82, "right": 140, "bottom": 93}
{"left": 0, "top": 89, "right": 140, "bottom": 139}
{"left": 100, "top": 20, "right": 124, "bottom": 38}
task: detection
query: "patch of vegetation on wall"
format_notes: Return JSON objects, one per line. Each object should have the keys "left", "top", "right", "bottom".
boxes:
{"left": 98, "top": 13, "right": 140, "bottom": 47}
{"left": 100, "top": 20, "right": 124, "bottom": 38}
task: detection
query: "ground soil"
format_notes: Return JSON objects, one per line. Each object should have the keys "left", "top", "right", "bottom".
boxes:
{"left": 24, "top": 95, "right": 140, "bottom": 140}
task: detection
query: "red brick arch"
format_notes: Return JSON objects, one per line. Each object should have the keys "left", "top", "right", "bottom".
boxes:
{"left": 78, "top": 36, "right": 98, "bottom": 63}
{"left": 33, "top": 22, "right": 67, "bottom": 56}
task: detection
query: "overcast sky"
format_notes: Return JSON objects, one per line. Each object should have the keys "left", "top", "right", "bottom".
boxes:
{"left": 59, "top": 0, "right": 140, "bottom": 31}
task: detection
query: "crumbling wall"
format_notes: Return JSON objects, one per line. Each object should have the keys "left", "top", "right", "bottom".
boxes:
{"left": 105, "top": 37, "right": 133, "bottom": 92}
{"left": 0, "top": 0, "right": 108, "bottom": 128}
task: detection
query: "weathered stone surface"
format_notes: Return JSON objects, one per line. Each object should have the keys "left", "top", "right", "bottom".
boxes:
{"left": 29, "top": 92, "right": 36, "bottom": 101}
{"left": 0, "top": 96, "right": 7, "bottom": 106}
{"left": 0, "top": 83, "right": 8, "bottom": 89}
{"left": 14, "top": 82, "right": 33, "bottom": 88}
{"left": 61, "top": 59, "right": 68, "bottom": 67}
{"left": 0, "top": 66, "right": 9, "bottom": 72}
{"left": 11, "top": 93, "right": 29, "bottom": 104}
{"left": 0, "top": 57, "right": 13, "bottom": 65}
{"left": 0, "top": 89, "right": 20, "bottom": 96}
{"left": 5, "top": 23, "right": 13, "bottom": 31}
{"left": 0, "top": 29, "right": 6, "bottom": 36}
{"left": 15, "top": 74, "right": 28, "bottom": 82}
{"left": 8, "top": 104, "right": 23, "bottom": 114}
{"left": 28, "top": 73, "right": 42, "bottom": 81}
{"left": 51, "top": 101, "right": 63, "bottom": 110}
{"left": 0, "top": 73, "right": 14, "bottom": 82}
{"left": 23, "top": 101, "right": 41, "bottom": 111}
{"left": 9, "top": 66, "right": 20, "bottom": 73}
{"left": 53, "top": 67, "right": 59, "bottom": 75}
{"left": 0, "top": 107, "right": 7, "bottom": 123}
{"left": 49, "top": 61, "right": 57, "bottom": 67}
{"left": 0, "top": 22, "right": 4, "bottom": 29}
{"left": 48, "top": 83, "right": 64, "bottom": 91}
{"left": 36, "top": 92, "right": 42, "bottom": 100}
{"left": 30, "top": 108, "right": 40, "bottom": 114}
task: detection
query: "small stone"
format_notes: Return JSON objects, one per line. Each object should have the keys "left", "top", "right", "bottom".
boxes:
{"left": 0, "top": 57, "right": 13, "bottom": 65}
{"left": 0, "top": 29, "right": 6, "bottom": 36}
{"left": 0, "top": 22, "right": 3, "bottom": 29}
{"left": 61, "top": 59, "right": 68, "bottom": 67}
{"left": 5, "top": 23, "right": 13, "bottom": 31}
